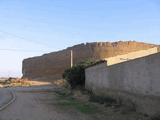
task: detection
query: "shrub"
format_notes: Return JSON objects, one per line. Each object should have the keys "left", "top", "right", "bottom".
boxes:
{"left": 63, "top": 59, "right": 95, "bottom": 89}
{"left": 89, "top": 94, "right": 117, "bottom": 105}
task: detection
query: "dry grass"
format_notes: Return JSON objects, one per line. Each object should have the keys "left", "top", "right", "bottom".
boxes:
{"left": 0, "top": 78, "right": 31, "bottom": 87}
{"left": 53, "top": 88, "right": 151, "bottom": 120}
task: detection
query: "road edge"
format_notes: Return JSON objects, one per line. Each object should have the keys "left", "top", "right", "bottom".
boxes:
{"left": 0, "top": 90, "right": 16, "bottom": 111}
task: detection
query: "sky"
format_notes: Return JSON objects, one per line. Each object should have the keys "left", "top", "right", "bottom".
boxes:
{"left": 0, "top": 0, "right": 160, "bottom": 77}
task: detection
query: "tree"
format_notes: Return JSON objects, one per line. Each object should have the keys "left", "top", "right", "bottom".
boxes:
{"left": 63, "top": 59, "right": 95, "bottom": 89}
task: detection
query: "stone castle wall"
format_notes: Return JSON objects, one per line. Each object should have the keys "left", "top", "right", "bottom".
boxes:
{"left": 22, "top": 41, "right": 156, "bottom": 80}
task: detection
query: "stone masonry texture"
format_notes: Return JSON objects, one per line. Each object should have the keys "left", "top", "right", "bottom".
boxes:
{"left": 22, "top": 41, "right": 156, "bottom": 80}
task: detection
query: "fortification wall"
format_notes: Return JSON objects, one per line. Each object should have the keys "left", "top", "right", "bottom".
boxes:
{"left": 22, "top": 41, "right": 156, "bottom": 80}
{"left": 85, "top": 53, "right": 160, "bottom": 116}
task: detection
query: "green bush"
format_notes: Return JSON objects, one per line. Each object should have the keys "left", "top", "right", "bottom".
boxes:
{"left": 63, "top": 59, "right": 95, "bottom": 89}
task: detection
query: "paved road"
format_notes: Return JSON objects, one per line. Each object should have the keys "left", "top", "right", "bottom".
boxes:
{"left": 0, "top": 88, "right": 13, "bottom": 109}
{"left": 0, "top": 86, "right": 88, "bottom": 120}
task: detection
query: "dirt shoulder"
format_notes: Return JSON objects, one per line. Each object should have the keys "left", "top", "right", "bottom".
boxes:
{"left": 44, "top": 88, "right": 151, "bottom": 120}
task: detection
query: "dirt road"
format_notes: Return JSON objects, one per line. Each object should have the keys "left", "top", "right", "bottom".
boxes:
{"left": 0, "top": 86, "right": 89, "bottom": 120}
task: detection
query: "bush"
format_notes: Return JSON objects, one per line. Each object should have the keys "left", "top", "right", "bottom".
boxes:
{"left": 63, "top": 59, "right": 95, "bottom": 89}
{"left": 89, "top": 94, "right": 117, "bottom": 105}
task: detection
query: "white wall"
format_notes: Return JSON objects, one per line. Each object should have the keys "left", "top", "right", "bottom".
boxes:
{"left": 104, "top": 47, "right": 158, "bottom": 66}
{"left": 85, "top": 52, "right": 160, "bottom": 115}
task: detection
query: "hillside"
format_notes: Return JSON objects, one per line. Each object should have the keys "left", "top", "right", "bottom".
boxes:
{"left": 22, "top": 41, "right": 157, "bottom": 81}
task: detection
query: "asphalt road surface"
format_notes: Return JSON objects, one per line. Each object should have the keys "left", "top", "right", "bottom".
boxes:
{"left": 0, "top": 86, "right": 88, "bottom": 120}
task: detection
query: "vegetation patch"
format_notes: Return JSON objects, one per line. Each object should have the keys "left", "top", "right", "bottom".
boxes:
{"left": 62, "top": 59, "right": 96, "bottom": 89}
{"left": 55, "top": 90, "right": 98, "bottom": 114}
{"left": 0, "top": 78, "right": 31, "bottom": 87}
{"left": 89, "top": 94, "right": 117, "bottom": 105}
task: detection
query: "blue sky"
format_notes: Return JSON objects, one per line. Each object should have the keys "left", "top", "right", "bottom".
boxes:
{"left": 0, "top": 0, "right": 160, "bottom": 77}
